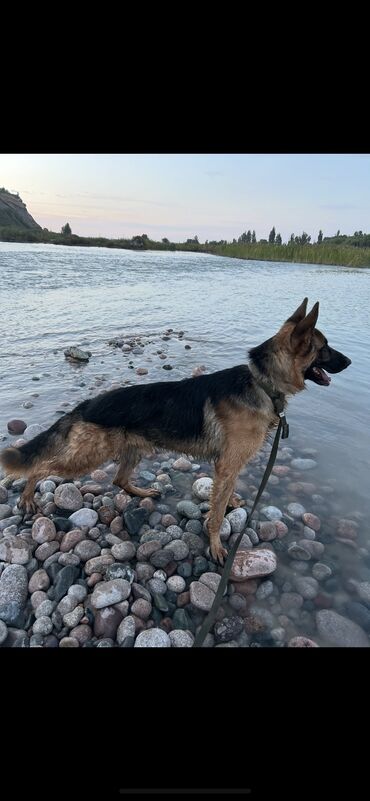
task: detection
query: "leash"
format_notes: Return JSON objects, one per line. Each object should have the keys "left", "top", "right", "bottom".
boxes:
{"left": 193, "top": 411, "right": 288, "bottom": 648}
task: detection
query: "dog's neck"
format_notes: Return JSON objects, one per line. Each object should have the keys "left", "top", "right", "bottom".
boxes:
{"left": 248, "top": 359, "right": 287, "bottom": 413}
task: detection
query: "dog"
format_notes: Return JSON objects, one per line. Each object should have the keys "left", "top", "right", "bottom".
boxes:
{"left": 0, "top": 298, "right": 351, "bottom": 563}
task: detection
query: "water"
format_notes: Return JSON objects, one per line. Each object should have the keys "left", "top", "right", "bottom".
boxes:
{"left": 1, "top": 243, "right": 370, "bottom": 641}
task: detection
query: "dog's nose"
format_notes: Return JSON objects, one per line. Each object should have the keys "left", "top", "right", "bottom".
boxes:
{"left": 344, "top": 356, "right": 352, "bottom": 366}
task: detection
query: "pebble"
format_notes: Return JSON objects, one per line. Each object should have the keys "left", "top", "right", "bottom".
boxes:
{"left": 302, "top": 513, "right": 321, "bottom": 531}
{"left": 90, "top": 579, "right": 131, "bottom": 608}
{"left": 294, "top": 576, "right": 319, "bottom": 599}
{"left": 176, "top": 500, "right": 202, "bottom": 520}
{"left": 172, "top": 457, "right": 192, "bottom": 471}
{"left": 134, "top": 628, "right": 171, "bottom": 647}
{"left": 166, "top": 576, "right": 186, "bottom": 593}
{"left": 287, "top": 502, "right": 306, "bottom": 518}
{"left": 116, "top": 615, "right": 136, "bottom": 647}
{"left": 33, "top": 616, "right": 53, "bottom": 636}
{"left": 0, "top": 619, "right": 8, "bottom": 644}
{"left": 31, "top": 517, "right": 57, "bottom": 544}
{"left": 164, "top": 540, "right": 189, "bottom": 561}
{"left": 230, "top": 549, "right": 277, "bottom": 581}
{"left": 291, "top": 458, "right": 317, "bottom": 470}
{"left": 312, "top": 563, "right": 332, "bottom": 581}
{"left": 214, "top": 616, "right": 244, "bottom": 643}
{"left": 169, "top": 630, "right": 194, "bottom": 647}
{"left": 190, "top": 580, "right": 217, "bottom": 611}
{"left": 54, "top": 483, "right": 84, "bottom": 511}
{"left": 111, "top": 542, "right": 136, "bottom": 561}
{"left": 59, "top": 637, "right": 79, "bottom": 647}
{"left": 316, "top": 610, "right": 369, "bottom": 647}
{"left": 7, "top": 419, "right": 27, "bottom": 434}
{"left": 93, "top": 606, "right": 123, "bottom": 638}
{"left": 288, "top": 636, "right": 319, "bottom": 647}
{"left": 0, "top": 564, "right": 28, "bottom": 624}
{"left": 192, "top": 477, "right": 213, "bottom": 500}
{"left": 0, "top": 536, "right": 31, "bottom": 565}
{"left": 226, "top": 508, "right": 247, "bottom": 533}
{"left": 260, "top": 505, "right": 283, "bottom": 521}
{"left": 131, "top": 599, "right": 152, "bottom": 620}
{"left": 84, "top": 554, "right": 114, "bottom": 575}
{"left": 74, "top": 540, "right": 101, "bottom": 561}
{"left": 256, "top": 580, "right": 274, "bottom": 600}
{"left": 28, "top": 569, "right": 50, "bottom": 593}
{"left": 68, "top": 509, "right": 98, "bottom": 529}
{"left": 258, "top": 522, "right": 277, "bottom": 542}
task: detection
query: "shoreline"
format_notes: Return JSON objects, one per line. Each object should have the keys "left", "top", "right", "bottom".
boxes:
{"left": 1, "top": 233, "right": 369, "bottom": 269}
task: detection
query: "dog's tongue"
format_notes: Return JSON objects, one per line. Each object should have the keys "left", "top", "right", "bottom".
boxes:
{"left": 314, "top": 367, "right": 331, "bottom": 385}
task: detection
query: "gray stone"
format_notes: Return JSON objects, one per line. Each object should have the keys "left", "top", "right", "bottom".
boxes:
{"left": 23, "top": 423, "right": 45, "bottom": 440}
{"left": 117, "top": 615, "right": 136, "bottom": 647}
{"left": 260, "top": 505, "right": 283, "bottom": 521}
{"left": 63, "top": 604, "right": 85, "bottom": 628}
{"left": 91, "top": 579, "right": 131, "bottom": 608}
{"left": 54, "top": 483, "right": 83, "bottom": 511}
{"left": 164, "top": 539, "right": 189, "bottom": 561}
{"left": 0, "top": 536, "right": 31, "bottom": 565}
{"left": 35, "top": 600, "right": 55, "bottom": 618}
{"left": 0, "top": 619, "right": 8, "bottom": 643}
{"left": 74, "top": 540, "right": 101, "bottom": 561}
{"left": 131, "top": 599, "right": 152, "bottom": 620}
{"left": 134, "top": 628, "right": 171, "bottom": 647}
{"left": 312, "top": 562, "right": 332, "bottom": 581}
{"left": 68, "top": 509, "right": 98, "bottom": 529}
{"left": 33, "top": 616, "right": 53, "bottom": 636}
{"left": 182, "top": 532, "right": 205, "bottom": 555}
{"left": 287, "top": 502, "right": 306, "bottom": 518}
{"left": 316, "top": 610, "right": 370, "bottom": 647}
{"left": 148, "top": 577, "right": 167, "bottom": 595}
{"left": 192, "top": 477, "right": 213, "bottom": 500}
{"left": 230, "top": 549, "right": 277, "bottom": 581}
{"left": 291, "top": 458, "right": 317, "bottom": 470}
{"left": 176, "top": 500, "right": 202, "bottom": 520}
{"left": 165, "top": 525, "right": 184, "bottom": 540}
{"left": 190, "top": 581, "right": 216, "bottom": 612}
{"left": 0, "top": 504, "right": 12, "bottom": 520}
{"left": 0, "top": 516, "right": 22, "bottom": 532}
{"left": 0, "top": 564, "right": 28, "bottom": 624}
{"left": 169, "top": 630, "right": 194, "bottom": 647}
{"left": 294, "top": 576, "right": 319, "bottom": 599}
{"left": 214, "top": 616, "right": 244, "bottom": 643}
{"left": 226, "top": 507, "right": 247, "bottom": 533}
{"left": 166, "top": 576, "right": 186, "bottom": 593}
{"left": 256, "top": 580, "right": 274, "bottom": 600}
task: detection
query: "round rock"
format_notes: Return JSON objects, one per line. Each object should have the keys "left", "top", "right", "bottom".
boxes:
{"left": 230, "top": 549, "right": 277, "bottom": 581}
{"left": 54, "top": 483, "right": 83, "bottom": 512}
{"left": 192, "top": 477, "right": 213, "bottom": 501}
{"left": 68, "top": 508, "right": 98, "bottom": 529}
{"left": 134, "top": 628, "right": 171, "bottom": 647}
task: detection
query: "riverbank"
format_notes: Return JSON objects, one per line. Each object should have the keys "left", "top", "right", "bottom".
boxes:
{"left": 1, "top": 226, "right": 369, "bottom": 268}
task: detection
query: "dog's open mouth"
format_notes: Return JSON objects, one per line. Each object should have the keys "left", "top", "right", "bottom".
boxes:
{"left": 305, "top": 365, "right": 331, "bottom": 386}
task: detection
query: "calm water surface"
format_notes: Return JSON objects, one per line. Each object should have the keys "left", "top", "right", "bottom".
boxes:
{"left": 1, "top": 243, "right": 369, "bottom": 641}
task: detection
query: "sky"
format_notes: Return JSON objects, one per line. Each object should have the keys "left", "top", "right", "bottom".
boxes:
{"left": 0, "top": 153, "right": 369, "bottom": 242}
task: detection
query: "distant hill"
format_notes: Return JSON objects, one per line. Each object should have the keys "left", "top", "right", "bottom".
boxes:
{"left": 0, "top": 188, "right": 41, "bottom": 230}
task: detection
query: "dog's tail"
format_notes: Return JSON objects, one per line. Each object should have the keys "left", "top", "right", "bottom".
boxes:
{"left": 0, "top": 413, "right": 77, "bottom": 477}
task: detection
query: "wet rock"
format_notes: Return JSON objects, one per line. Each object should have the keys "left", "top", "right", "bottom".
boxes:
{"left": 23, "top": 423, "right": 44, "bottom": 440}
{"left": 316, "top": 610, "right": 369, "bottom": 647}
{"left": 192, "top": 477, "right": 213, "bottom": 500}
{"left": 258, "top": 522, "right": 277, "bottom": 542}
{"left": 214, "top": 616, "right": 244, "bottom": 643}
{"left": 226, "top": 508, "right": 247, "bottom": 533}
{"left": 172, "top": 457, "right": 192, "bottom": 471}
{"left": 176, "top": 500, "right": 202, "bottom": 520}
{"left": 256, "top": 580, "right": 274, "bottom": 600}
{"left": 190, "top": 581, "right": 216, "bottom": 611}
{"left": 287, "top": 502, "right": 306, "bottom": 518}
{"left": 345, "top": 601, "right": 370, "bottom": 632}
{"left": 260, "top": 505, "right": 283, "bottom": 521}
{"left": 312, "top": 562, "right": 332, "bottom": 581}
{"left": 68, "top": 508, "right": 98, "bottom": 528}
{"left": 230, "top": 549, "right": 277, "bottom": 581}
{"left": 336, "top": 519, "right": 359, "bottom": 539}
{"left": 7, "top": 419, "right": 27, "bottom": 435}
{"left": 64, "top": 346, "right": 90, "bottom": 361}
{"left": 302, "top": 513, "right": 321, "bottom": 531}
{"left": 294, "top": 576, "right": 319, "bottom": 599}
{"left": 291, "top": 458, "right": 317, "bottom": 470}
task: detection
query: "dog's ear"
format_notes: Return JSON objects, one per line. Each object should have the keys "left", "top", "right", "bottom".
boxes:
{"left": 287, "top": 298, "right": 308, "bottom": 324}
{"left": 291, "top": 301, "right": 319, "bottom": 346}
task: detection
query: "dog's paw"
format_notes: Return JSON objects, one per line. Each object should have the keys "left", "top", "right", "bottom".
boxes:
{"left": 146, "top": 488, "right": 161, "bottom": 497}
{"left": 210, "top": 541, "right": 228, "bottom": 566}
{"left": 227, "top": 493, "right": 246, "bottom": 509}
{"left": 19, "top": 497, "right": 37, "bottom": 515}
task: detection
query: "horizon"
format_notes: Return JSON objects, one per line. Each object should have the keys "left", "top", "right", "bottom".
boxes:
{"left": 0, "top": 153, "right": 369, "bottom": 241}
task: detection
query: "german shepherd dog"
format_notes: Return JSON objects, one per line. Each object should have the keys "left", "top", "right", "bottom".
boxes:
{"left": 0, "top": 298, "right": 351, "bottom": 563}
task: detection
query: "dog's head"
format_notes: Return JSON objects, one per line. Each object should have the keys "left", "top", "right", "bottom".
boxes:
{"left": 249, "top": 297, "right": 351, "bottom": 395}
{"left": 287, "top": 297, "right": 351, "bottom": 387}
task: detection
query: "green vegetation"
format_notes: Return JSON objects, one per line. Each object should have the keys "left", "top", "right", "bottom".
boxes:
{"left": 0, "top": 223, "right": 369, "bottom": 268}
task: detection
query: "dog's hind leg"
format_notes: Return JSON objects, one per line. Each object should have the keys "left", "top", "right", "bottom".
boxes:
{"left": 113, "top": 447, "right": 161, "bottom": 498}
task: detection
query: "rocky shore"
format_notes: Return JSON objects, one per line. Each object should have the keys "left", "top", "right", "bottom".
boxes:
{"left": 1, "top": 430, "right": 369, "bottom": 648}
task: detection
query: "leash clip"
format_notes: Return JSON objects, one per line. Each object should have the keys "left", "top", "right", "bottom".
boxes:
{"left": 278, "top": 411, "right": 289, "bottom": 439}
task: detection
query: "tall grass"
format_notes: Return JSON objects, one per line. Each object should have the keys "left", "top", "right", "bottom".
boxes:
{"left": 0, "top": 226, "right": 369, "bottom": 268}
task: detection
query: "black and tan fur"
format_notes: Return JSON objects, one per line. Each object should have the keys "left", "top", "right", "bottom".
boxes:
{"left": 0, "top": 299, "right": 351, "bottom": 563}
